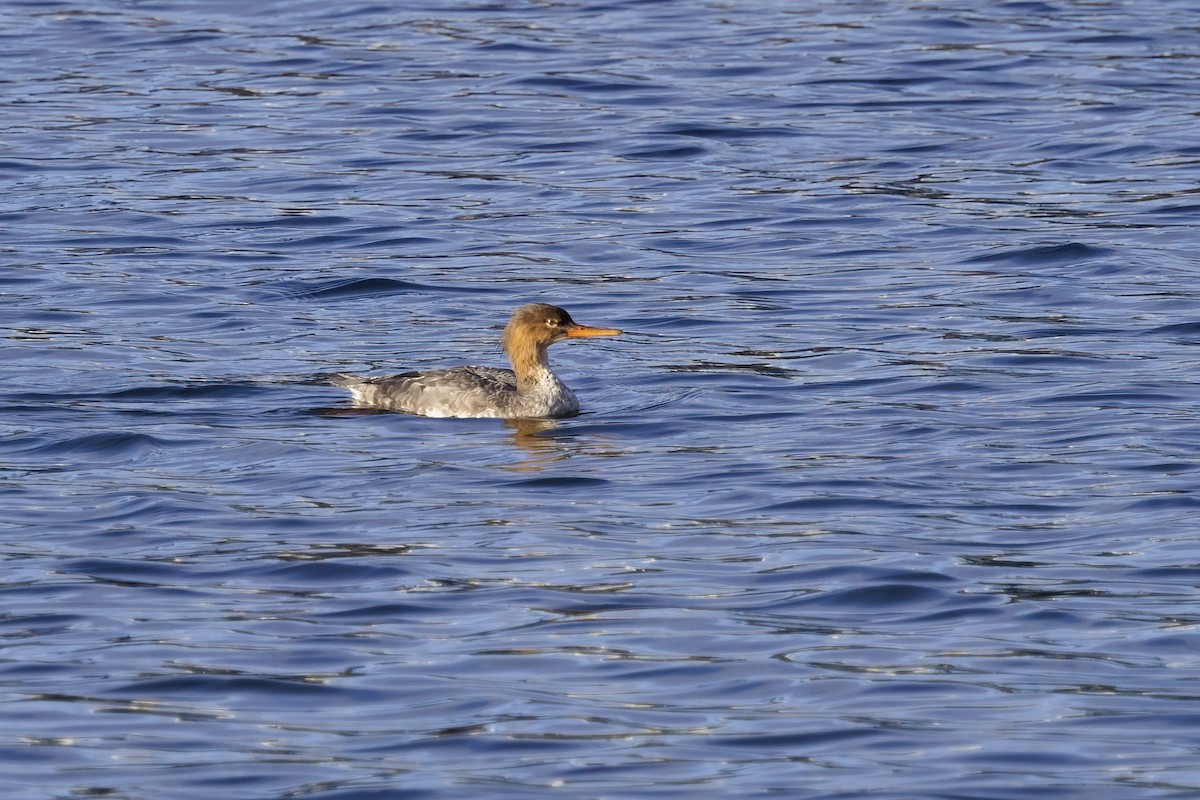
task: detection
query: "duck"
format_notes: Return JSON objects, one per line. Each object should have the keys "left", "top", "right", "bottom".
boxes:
{"left": 332, "top": 303, "right": 622, "bottom": 418}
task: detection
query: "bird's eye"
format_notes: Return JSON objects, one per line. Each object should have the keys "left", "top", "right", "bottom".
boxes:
{"left": 546, "top": 318, "right": 558, "bottom": 327}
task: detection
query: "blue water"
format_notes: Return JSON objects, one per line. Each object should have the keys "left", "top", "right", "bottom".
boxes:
{"left": 3, "top": 1, "right": 1200, "bottom": 797}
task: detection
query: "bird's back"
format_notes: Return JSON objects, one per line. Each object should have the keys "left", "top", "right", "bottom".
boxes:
{"left": 334, "top": 366, "right": 521, "bottom": 418}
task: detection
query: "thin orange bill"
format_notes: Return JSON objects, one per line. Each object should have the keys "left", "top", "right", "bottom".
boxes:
{"left": 565, "top": 324, "right": 623, "bottom": 338}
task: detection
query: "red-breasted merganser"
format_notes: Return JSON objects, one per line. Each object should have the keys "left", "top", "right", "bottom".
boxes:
{"left": 333, "top": 303, "right": 622, "bottom": 419}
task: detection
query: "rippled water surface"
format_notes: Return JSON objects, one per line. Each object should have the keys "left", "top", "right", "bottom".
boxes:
{"left": 4, "top": 1, "right": 1200, "bottom": 797}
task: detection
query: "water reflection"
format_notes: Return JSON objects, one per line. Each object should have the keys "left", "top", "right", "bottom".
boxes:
{"left": 312, "top": 405, "right": 612, "bottom": 472}
{"left": 499, "top": 416, "right": 559, "bottom": 461}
